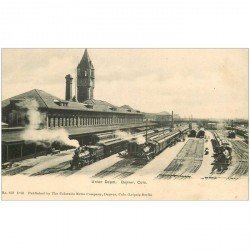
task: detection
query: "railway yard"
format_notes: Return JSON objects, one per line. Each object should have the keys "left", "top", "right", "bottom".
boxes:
{"left": 2, "top": 127, "right": 248, "bottom": 181}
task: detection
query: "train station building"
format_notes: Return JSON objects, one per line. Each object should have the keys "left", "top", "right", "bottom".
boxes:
{"left": 1, "top": 49, "right": 151, "bottom": 163}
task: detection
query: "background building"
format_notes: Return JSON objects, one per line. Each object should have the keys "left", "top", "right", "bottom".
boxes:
{"left": 2, "top": 49, "right": 144, "bottom": 129}
{"left": 1, "top": 49, "right": 147, "bottom": 163}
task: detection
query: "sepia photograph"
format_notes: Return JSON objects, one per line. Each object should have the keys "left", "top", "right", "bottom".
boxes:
{"left": 1, "top": 48, "right": 248, "bottom": 200}
{"left": 1, "top": 2, "right": 250, "bottom": 250}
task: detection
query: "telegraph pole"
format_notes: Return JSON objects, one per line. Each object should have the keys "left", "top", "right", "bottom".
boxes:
{"left": 146, "top": 119, "right": 148, "bottom": 143}
{"left": 171, "top": 111, "right": 174, "bottom": 129}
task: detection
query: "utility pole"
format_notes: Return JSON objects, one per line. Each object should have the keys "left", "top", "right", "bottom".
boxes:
{"left": 146, "top": 119, "right": 148, "bottom": 143}
{"left": 171, "top": 111, "right": 174, "bottom": 129}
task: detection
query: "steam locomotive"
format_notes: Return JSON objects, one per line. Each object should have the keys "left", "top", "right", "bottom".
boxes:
{"left": 70, "top": 128, "right": 158, "bottom": 169}
{"left": 125, "top": 126, "right": 189, "bottom": 163}
{"left": 70, "top": 126, "right": 188, "bottom": 170}
{"left": 196, "top": 129, "right": 205, "bottom": 138}
{"left": 212, "top": 132, "right": 232, "bottom": 164}
{"left": 188, "top": 129, "right": 197, "bottom": 137}
{"left": 226, "top": 126, "right": 248, "bottom": 142}
{"left": 70, "top": 138, "right": 129, "bottom": 170}
{"left": 228, "top": 130, "right": 236, "bottom": 139}
{"left": 188, "top": 128, "right": 205, "bottom": 138}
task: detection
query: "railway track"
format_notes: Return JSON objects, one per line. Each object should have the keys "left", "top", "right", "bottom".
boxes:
{"left": 157, "top": 139, "right": 204, "bottom": 179}
{"left": 93, "top": 158, "right": 145, "bottom": 179}
{"left": 206, "top": 130, "right": 248, "bottom": 180}
{"left": 228, "top": 140, "right": 248, "bottom": 179}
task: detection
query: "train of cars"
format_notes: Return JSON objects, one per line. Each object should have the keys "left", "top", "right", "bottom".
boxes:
{"left": 70, "top": 126, "right": 168, "bottom": 169}
{"left": 125, "top": 125, "right": 190, "bottom": 163}
{"left": 226, "top": 126, "right": 248, "bottom": 143}
{"left": 70, "top": 138, "right": 129, "bottom": 169}
{"left": 212, "top": 131, "right": 232, "bottom": 165}
{"left": 188, "top": 128, "right": 205, "bottom": 138}
{"left": 70, "top": 125, "right": 189, "bottom": 169}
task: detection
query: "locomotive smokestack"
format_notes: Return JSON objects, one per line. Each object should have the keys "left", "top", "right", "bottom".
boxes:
{"left": 65, "top": 74, "right": 73, "bottom": 101}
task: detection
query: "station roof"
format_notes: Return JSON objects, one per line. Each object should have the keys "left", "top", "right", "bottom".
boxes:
{"left": 2, "top": 89, "right": 142, "bottom": 115}
{"left": 65, "top": 122, "right": 156, "bottom": 137}
{"left": 2, "top": 122, "right": 157, "bottom": 144}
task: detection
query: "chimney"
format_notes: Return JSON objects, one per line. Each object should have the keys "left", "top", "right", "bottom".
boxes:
{"left": 65, "top": 74, "right": 73, "bottom": 101}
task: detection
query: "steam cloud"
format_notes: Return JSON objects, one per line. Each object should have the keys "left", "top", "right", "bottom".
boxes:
{"left": 19, "top": 99, "right": 79, "bottom": 148}
{"left": 115, "top": 130, "right": 146, "bottom": 145}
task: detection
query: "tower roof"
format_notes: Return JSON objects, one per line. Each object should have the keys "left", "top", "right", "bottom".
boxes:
{"left": 78, "top": 49, "right": 94, "bottom": 69}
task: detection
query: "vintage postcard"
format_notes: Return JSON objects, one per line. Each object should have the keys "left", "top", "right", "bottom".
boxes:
{"left": 1, "top": 48, "right": 248, "bottom": 200}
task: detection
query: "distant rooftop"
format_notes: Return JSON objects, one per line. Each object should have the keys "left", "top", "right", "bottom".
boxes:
{"left": 157, "top": 111, "right": 171, "bottom": 116}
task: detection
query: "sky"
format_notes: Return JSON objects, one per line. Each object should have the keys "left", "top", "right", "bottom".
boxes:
{"left": 2, "top": 49, "right": 248, "bottom": 119}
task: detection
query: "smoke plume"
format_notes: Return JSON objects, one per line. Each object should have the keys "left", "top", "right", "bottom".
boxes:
{"left": 115, "top": 130, "right": 146, "bottom": 145}
{"left": 19, "top": 99, "right": 79, "bottom": 148}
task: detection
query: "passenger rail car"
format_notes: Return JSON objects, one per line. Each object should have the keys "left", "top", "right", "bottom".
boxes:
{"left": 70, "top": 126, "right": 189, "bottom": 169}
{"left": 97, "top": 139, "right": 128, "bottom": 156}
{"left": 126, "top": 126, "right": 189, "bottom": 162}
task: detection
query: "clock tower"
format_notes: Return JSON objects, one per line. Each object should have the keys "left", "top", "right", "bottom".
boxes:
{"left": 77, "top": 49, "right": 95, "bottom": 102}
